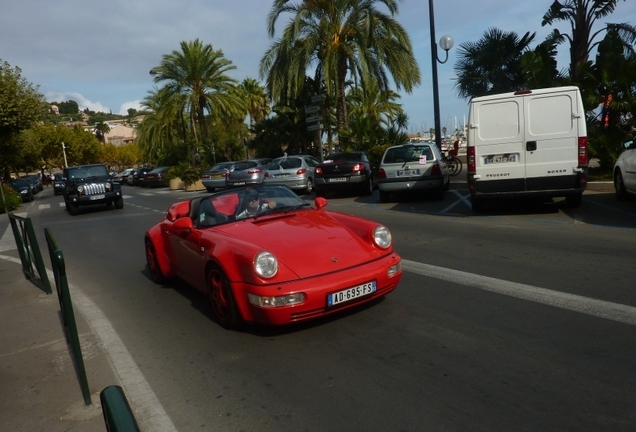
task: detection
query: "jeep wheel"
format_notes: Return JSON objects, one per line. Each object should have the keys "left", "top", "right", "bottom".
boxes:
{"left": 68, "top": 202, "right": 80, "bottom": 216}
{"left": 115, "top": 196, "right": 124, "bottom": 209}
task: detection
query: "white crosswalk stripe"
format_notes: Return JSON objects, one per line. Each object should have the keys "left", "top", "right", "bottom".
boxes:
{"left": 39, "top": 204, "right": 51, "bottom": 209}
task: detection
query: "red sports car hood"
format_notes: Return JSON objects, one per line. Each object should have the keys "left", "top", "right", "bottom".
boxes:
{"left": 218, "top": 210, "right": 387, "bottom": 278}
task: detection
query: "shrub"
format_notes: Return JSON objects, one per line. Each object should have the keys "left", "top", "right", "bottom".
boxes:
{"left": 180, "top": 165, "right": 202, "bottom": 187}
{"left": 0, "top": 183, "right": 23, "bottom": 214}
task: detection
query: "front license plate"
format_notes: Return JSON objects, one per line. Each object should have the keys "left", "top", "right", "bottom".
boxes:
{"left": 397, "top": 169, "right": 420, "bottom": 177}
{"left": 90, "top": 194, "right": 105, "bottom": 200}
{"left": 328, "top": 177, "right": 347, "bottom": 182}
{"left": 327, "top": 280, "right": 377, "bottom": 307}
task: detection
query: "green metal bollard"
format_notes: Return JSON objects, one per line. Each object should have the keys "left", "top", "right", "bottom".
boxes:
{"left": 100, "top": 385, "right": 141, "bottom": 432}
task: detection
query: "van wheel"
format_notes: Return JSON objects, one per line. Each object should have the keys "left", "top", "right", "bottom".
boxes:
{"left": 615, "top": 171, "right": 628, "bottom": 201}
{"left": 471, "top": 196, "right": 484, "bottom": 212}
{"left": 379, "top": 190, "right": 390, "bottom": 203}
{"left": 566, "top": 193, "right": 583, "bottom": 208}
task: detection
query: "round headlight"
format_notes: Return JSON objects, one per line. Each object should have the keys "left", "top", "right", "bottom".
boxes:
{"left": 77, "top": 185, "right": 84, "bottom": 193}
{"left": 373, "top": 225, "right": 392, "bottom": 249}
{"left": 254, "top": 251, "right": 278, "bottom": 278}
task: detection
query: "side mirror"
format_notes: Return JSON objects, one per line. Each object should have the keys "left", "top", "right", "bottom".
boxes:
{"left": 314, "top": 197, "right": 328, "bottom": 210}
{"left": 173, "top": 216, "right": 194, "bottom": 234}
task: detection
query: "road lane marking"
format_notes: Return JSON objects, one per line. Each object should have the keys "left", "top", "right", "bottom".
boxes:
{"left": 402, "top": 259, "right": 636, "bottom": 326}
{"left": 0, "top": 255, "right": 178, "bottom": 432}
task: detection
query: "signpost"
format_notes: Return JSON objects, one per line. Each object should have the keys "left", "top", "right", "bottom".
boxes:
{"left": 311, "top": 94, "right": 326, "bottom": 103}
{"left": 304, "top": 105, "right": 320, "bottom": 114}
{"left": 305, "top": 115, "right": 321, "bottom": 123}
{"left": 307, "top": 123, "right": 323, "bottom": 132}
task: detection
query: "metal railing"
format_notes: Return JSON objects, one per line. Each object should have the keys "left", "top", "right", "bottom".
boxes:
{"left": 8, "top": 213, "right": 52, "bottom": 294}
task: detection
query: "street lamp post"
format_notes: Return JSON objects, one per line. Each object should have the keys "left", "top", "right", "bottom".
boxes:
{"left": 428, "top": 0, "right": 454, "bottom": 154}
{"left": 62, "top": 142, "right": 69, "bottom": 167}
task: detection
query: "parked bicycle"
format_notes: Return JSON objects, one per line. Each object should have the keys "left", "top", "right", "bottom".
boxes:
{"left": 445, "top": 140, "right": 463, "bottom": 176}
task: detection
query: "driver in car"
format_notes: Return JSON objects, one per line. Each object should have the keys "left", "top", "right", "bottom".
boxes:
{"left": 236, "top": 190, "right": 276, "bottom": 219}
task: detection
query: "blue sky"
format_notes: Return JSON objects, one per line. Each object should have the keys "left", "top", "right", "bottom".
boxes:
{"left": 2, "top": 0, "right": 634, "bottom": 134}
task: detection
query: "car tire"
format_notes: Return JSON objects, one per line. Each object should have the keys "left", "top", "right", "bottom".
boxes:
{"left": 361, "top": 176, "right": 373, "bottom": 196}
{"left": 614, "top": 170, "right": 628, "bottom": 201}
{"left": 68, "top": 202, "right": 80, "bottom": 216}
{"left": 305, "top": 178, "right": 314, "bottom": 194}
{"left": 207, "top": 263, "right": 241, "bottom": 329}
{"left": 145, "top": 239, "right": 166, "bottom": 284}
{"left": 115, "top": 196, "right": 124, "bottom": 209}
{"left": 566, "top": 193, "right": 583, "bottom": 208}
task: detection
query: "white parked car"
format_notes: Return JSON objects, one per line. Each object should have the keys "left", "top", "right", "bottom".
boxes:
{"left": 613, "top": 138, "right": 636, "bottom": 201}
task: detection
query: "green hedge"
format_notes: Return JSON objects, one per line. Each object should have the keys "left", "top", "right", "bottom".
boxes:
{"left": 1, "top": 183, "right": 23, "bottom": 214}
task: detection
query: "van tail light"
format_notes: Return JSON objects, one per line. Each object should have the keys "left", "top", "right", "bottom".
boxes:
{"left": 351, "top": 164, "right": 362, "bottom": 173}
{"left": 578, "top": 137, "right": 588, "bottom": 166}
{"left": 378, "top": 168, "right": 387, "bottom": 179}
{"left": 467, "top": 146, "right": 476, "bottom": 173}
{"left": 296, "top": 168, "right": 307, "bottom": 175}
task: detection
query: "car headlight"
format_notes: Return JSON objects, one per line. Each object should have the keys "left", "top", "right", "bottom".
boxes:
{"left": 105, "top": 182, "right": 112, "bottom": 191}
{"left": 373, "top": 225, "right": 392, "bottom": 249}
{"left": 254, "top": 251, "right": 278, "bottom": 278}
{"left": 77, "top": 185, "right": 84, "bottom": 193}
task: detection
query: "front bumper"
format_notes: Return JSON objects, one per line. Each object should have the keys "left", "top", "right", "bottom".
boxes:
{"left": 232, "top": 253, "right": 402, "bottom": 325}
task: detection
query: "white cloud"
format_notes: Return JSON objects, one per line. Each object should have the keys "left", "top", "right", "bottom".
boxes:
{"left": 45, "top": 91, "right": 110, "bottom": 114}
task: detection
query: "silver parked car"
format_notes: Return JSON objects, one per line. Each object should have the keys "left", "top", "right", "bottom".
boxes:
{"left": 377, "top": 142, "right": 449, "bottom": 202}
{"left": 202, "top": 161, "right": 236, "bottom": 192}
{"left": 225, "top": 159, "right": 270, "bottom": 188}
{"left": 614, "top": 138, "right": 636, "bottom": 201}
{"left": 264, "top": 155, "right": 320, "bottom": 194}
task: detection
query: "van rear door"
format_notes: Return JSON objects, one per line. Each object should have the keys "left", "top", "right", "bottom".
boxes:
{"left": 469, "top": 96, "right": 526, "bottom": 192}
{"left": 524, "top": 88, "right": 582, "bottom": 190}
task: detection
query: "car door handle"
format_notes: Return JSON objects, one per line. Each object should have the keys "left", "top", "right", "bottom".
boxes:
{"left": 526, "top": 141, "right": 537, "bottom": 151}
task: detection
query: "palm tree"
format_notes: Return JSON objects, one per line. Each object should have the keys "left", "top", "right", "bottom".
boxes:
{"left": 347, "top": 81, "right": 403, "bottom": 129}
{"left": 93, "top": 121, "right": 110, "bottom": 143}
{"left": 260, "top": 0, "right": 420, "bottom": 135}
{"left": 239, "top": 78, "right": 270, "bottom": 129}
{"left": 149, "top": 39, "right": 244, "bottom": 164}
{"left": 541, "top": 0, "right": 636, "bottom": 84}
{"left": 454, "top": 28, "right": 537, "bottom": 100}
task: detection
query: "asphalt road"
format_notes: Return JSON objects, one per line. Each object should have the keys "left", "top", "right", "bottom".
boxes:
{"left": 12, "top": 183, "right": 636, "bottom": 431}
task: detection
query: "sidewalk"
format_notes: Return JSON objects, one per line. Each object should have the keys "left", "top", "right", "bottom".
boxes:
{"left": 0, "top": 252, "right": 117, "bottom": 431}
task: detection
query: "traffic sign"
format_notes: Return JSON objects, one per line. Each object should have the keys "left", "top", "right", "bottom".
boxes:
{"left": 305, "top": 105, "right": 319, "bottom": 114}
{"left": 311, "top": 94, "right": 326, "bottom": 103}
{"left": 307, "top": 123, "right": 323, "bottom": 131}
{"left": 305, "top": 115, "right": 321, "bottom": 123}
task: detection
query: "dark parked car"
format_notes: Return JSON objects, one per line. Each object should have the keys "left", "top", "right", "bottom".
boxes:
{"left": 52, "top": 173, "right": 66, "bottom": 195}
{"left": 144, "top": 167, "right": 170, "bottom": 188}
{"left": 20, "top": 175, "right": 42, "bottom": 195}
{"left": 313, "top": 151, "right": 374, "bottom": 197}
{"left": 130, "top": 167, "right": 155, "bottom": 186}
{"left": 9, "top": 179, "right": 34, "bottom": 202}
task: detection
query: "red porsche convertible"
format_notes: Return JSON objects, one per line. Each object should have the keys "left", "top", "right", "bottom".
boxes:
{"left": 144, "top": 185, "right": 402, "bottom": 328}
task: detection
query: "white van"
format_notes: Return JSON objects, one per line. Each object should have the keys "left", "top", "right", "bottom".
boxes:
{"left": 466, "top": 86, "right": 588, "bottom": 211}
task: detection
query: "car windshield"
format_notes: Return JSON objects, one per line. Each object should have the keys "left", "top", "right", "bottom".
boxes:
{"left": 195, "top": 185, "right": 308, "bottom": 224}
{"left": 10, "top": 180, "right": 28, "bottom": 187}
{"left": 211, "top": 162, "right": 234, "bottom": 171}
{"left": 67, "top": 165, "right": 109, "bottom": 179}
{"left": 383, "top": 145, "right": 434, "bottom": 164}
{"left": 233, "top": 162, "right": 257, "bottom": 171}
{"left": 324, "top": 153, "right": 364, "bottom": 162}
{"left": 269, "top": 157, "right": 302, "bottom": 170}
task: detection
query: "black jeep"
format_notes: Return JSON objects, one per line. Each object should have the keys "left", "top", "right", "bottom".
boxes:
{"left": 63, "top": 164, "right": 123, "bottom": 215}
